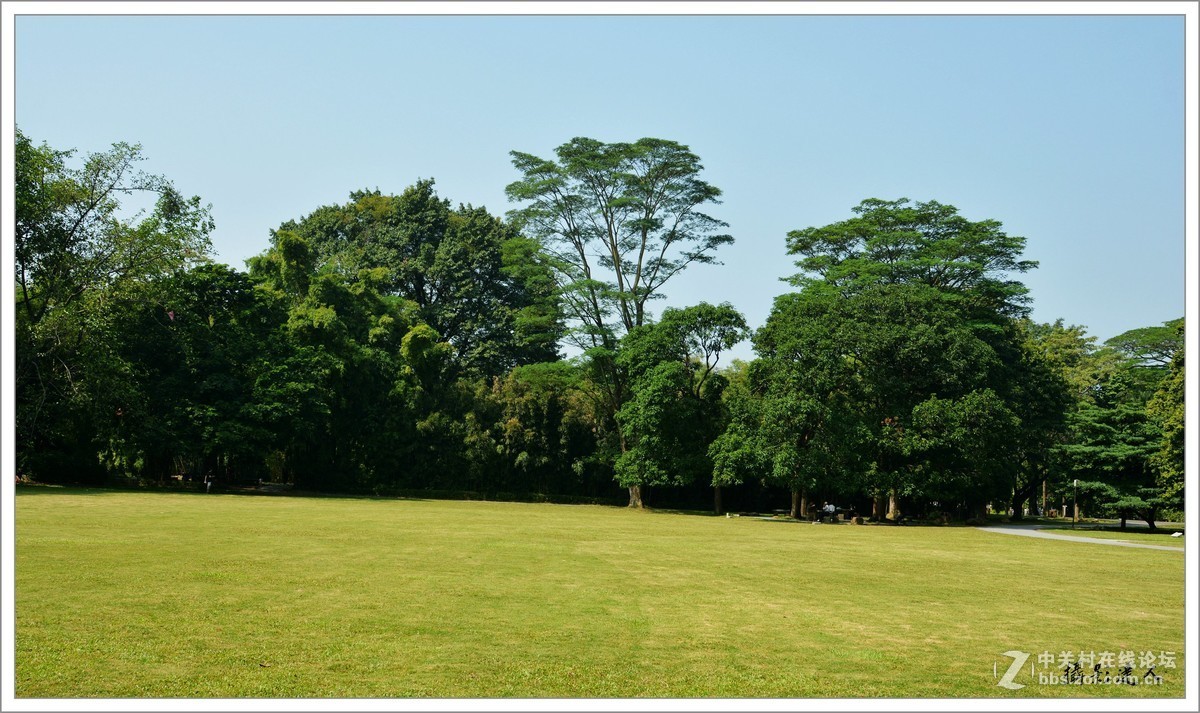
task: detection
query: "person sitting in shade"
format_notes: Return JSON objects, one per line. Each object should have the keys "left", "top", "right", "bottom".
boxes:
{"left": 822, "top": 502, "right": 837, "bottom": 522}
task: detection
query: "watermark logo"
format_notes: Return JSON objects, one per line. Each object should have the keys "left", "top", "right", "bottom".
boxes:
{"left": 995, "top": 651, "right": 1030, "bottom": 690}
{"left": 995, "top": 649, "right": 1174, "bottom": 688}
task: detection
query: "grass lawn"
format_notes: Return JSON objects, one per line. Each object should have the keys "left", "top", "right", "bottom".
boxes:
{"left": 15, "top": 486, "right": 1185, "bottom": 698}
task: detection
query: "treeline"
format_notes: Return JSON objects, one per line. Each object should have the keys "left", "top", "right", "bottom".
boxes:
{"left": 14, "top": 129, "right": 1184, "bottom": 524}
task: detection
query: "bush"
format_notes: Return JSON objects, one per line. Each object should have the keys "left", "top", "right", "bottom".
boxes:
{"left": 1159, "top": 508, "right": 1185, "bottom": 523}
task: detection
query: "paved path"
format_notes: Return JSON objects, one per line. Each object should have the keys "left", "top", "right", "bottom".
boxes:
{"left": 978, "top": 524, "right": 1184, "bottom": 552}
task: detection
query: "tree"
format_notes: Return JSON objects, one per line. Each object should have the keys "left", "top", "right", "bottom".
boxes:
{"left": 279, "top": 180, "right": 562, "bottom": 377}
{"left": 15, "top": 128, "right": 213, "bottom": 327}
{"left": 906, "top": 388, "right": 1022, "bottom": 514}
{"left": 472, "top": 361, "right": 607, "bottom": 497}
{"left": 986, "top": 320, "right": 1074, "bottom": 520}
{"left": 1054, "top": 348, "right": 1175, "bottom": 530}
{"left": 760, "top": 282, "right": 1021, "bottom": 518}
{"left": 1105, "top": 318, "right": 1184, "bottom": 369}
{"left": 1146, "top": 339, "right": 1184, "bottom": 504}
{"left": 1021, "top": 319, "right": 1121, "bottom": 405}
{"left": 708, "top": 362, "right": 773, "bottom": 511}
{"left": 1047, "top": 317, "right": 1183, "bottom": 529}
{"left": 613, "top": 304, "right": 748, "bottom": 508}
{"left": 720, "top": 293, "right": 872, "bottom": 519}
{"left": 507, "top": 137, "right": 733, "bottom": 347}
{"left": 247, "top": 230, "right": 433, "bottom": 492}
{"left": 507, "top": 137, "right": 734, "bottom": 506}
{"left": 105, "top": 264, "right": 281, "bottom": 483}
{"left": 1058, "top": 395, "right": 1164, "bottom": 529}
{"left": 14, "top": 128, "right": 213, "bottom": 481}
{"left": 767, "top": 199, "right": 1057, "bottom": 520}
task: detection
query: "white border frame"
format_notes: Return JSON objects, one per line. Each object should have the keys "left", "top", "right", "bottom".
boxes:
{"left": 2, "top": 2, "right": 1196, "bottom": 712}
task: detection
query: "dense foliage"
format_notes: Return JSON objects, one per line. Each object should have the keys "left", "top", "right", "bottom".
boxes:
{"left": 15, "top": 128, "right": 214, "bottom": 481}
{"left": 13, "top": 132, "right": 1184, "bottom": 521}
{"left": 275, "top": 180, "right": 563, "bottom": 378}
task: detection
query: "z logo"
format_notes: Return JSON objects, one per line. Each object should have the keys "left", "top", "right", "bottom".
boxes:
{"left": 995, "top": 650, "right": 1031, "bottom": 690}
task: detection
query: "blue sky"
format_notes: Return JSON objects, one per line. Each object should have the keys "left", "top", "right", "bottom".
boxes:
{"left": 14, "top": 12, "right": 1186, "bottom": 362}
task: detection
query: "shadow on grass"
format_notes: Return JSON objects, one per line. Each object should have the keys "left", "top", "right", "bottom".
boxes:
{"left": 14, "top": 484, "right": 114, "bottom": 497}
{"left": 638, "top": 506, "right": 722, "bottom": 518}
{"left": 644, "top": 507, "right": 982, "bottom": 529}
{"left": 14, "top": 482, "right": 433, "bottom": 503}
{"left": 13, "top": 483, "right": 634, "bottom": 509}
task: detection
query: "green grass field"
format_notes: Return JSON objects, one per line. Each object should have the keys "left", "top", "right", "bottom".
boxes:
{"left": 15, "top": 487, "right": 1185, "bottom": 698}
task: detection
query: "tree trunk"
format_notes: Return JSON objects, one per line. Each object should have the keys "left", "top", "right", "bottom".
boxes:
{"left": 1010, "top": 480, "right": 1038, "bottom": 521}
{"left": 887, "top": 491, "right": 899, "bottom": 521}
{"left": 873, "top": 493, "right": 888, "bottom": 522}
{"left": 628, "top": 485, "right": 644, "bottom": 509}
{"left": 713, "top": 486, "right": 723, "bottom": 516}
{"left": 1120, "top": 516, "right": 1127, "bottom": 530}
{"left": 1143, "top": 509, "right": 1158, "bottom": 531}
{"left": 790, "top": 489, "right": 801, "bottom": 519}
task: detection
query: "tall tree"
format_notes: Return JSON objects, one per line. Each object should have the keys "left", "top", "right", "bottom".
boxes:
{"left": 1056, "top": 373, "right": 1165, "bottom": 529}
{"left": 507, "top": 138, "right": 732, "bottom": 347}
{"left": 14, "top": 128, "right": 213, "bottom": 481}
{"left": 1056, "top": 318, "right": 1184, "bottom": 528}
{"left": 765, "top": 198, "right": 1055, "bottom": 519}
{"left": 506, "top": 137, "right": 733, "bottom": 506}
{"left": 982, "top": 320, "right": 1074, "bottom": 520}
{"left": 1102, "top": 318, "right": 1184, "bottom": 402}
{"left": 14, "top": 128, "right": 213, "bottom": 327}
{"left": 1104, "top": 318, "right": 1184, "bottom": 369}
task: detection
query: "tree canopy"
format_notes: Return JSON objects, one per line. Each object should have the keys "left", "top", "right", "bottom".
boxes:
{"left": 273, "top": 180, "right": 563, "bottom": 377}
{"left": 786, "top": 197, "right": 1036, "bottom": 318}
{"left": 12, "top": 130, "right": 1183, "bottom": 524}
{"left": 506, "top": 137, "right": 732, "bottom": 350}
{"left": 734, "top": 198, "right": 1064, "bottom": 520}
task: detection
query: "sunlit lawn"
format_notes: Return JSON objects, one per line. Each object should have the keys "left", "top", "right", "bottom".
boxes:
{"left": 15, "top": 487, "right": 1185, "bottom": 698}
